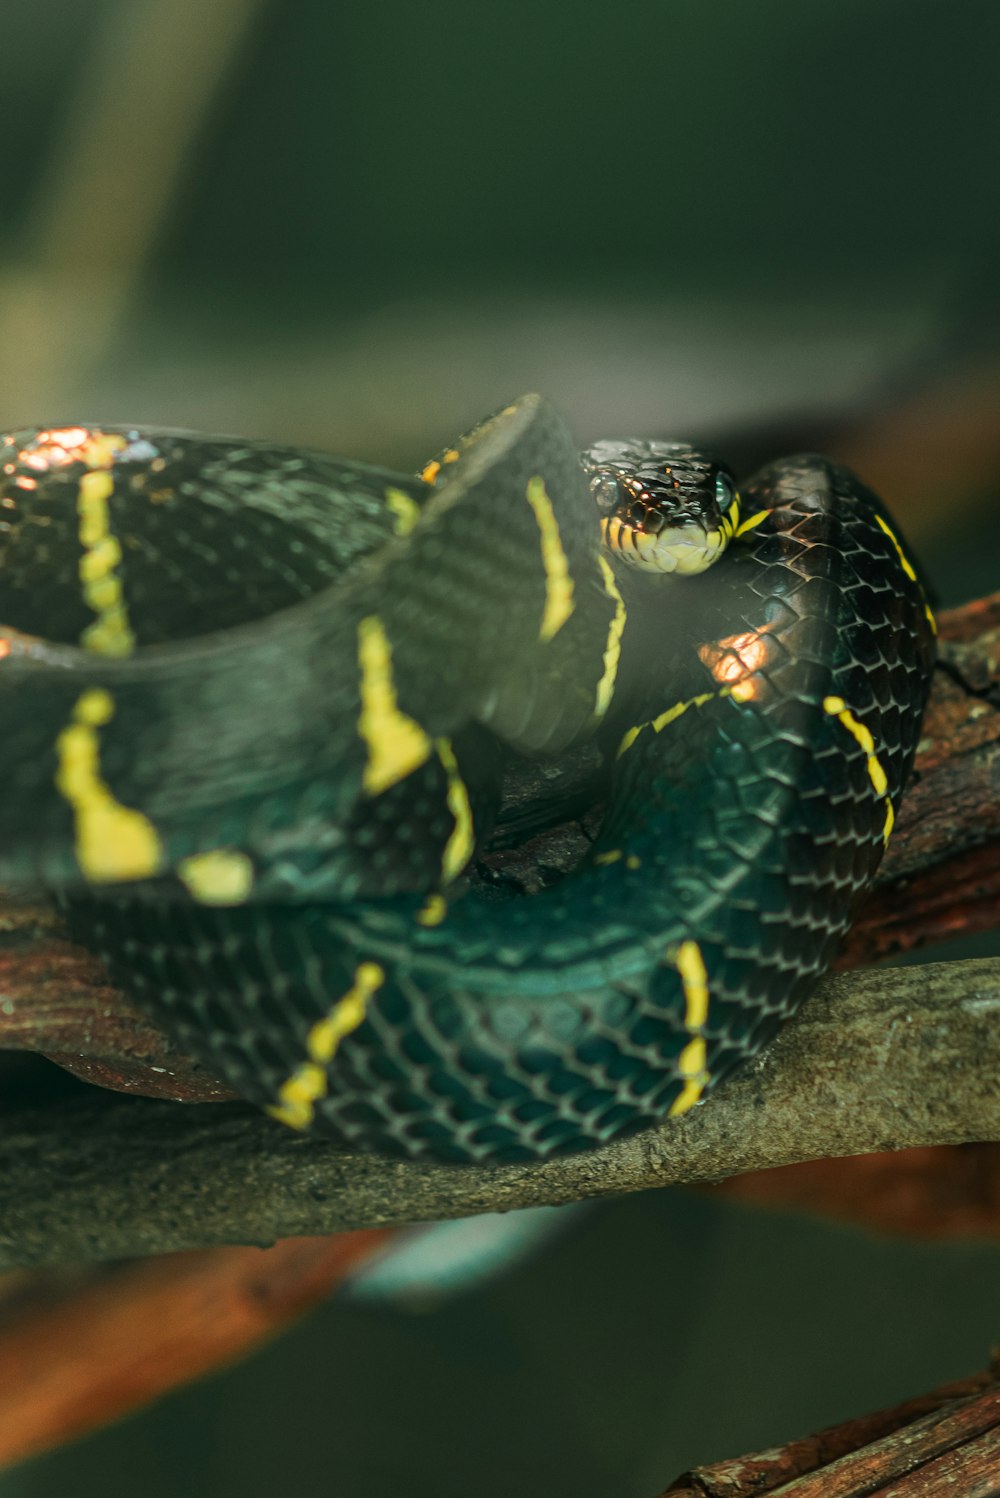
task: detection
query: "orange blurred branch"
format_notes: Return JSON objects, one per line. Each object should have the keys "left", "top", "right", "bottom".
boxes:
{"left": 0, "top": 1229, "right": 390, "bottom": 1472}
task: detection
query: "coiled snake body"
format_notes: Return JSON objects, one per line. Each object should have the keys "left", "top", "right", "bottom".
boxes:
{"left": 0, "top": 397, "right": 936, "bottom": 1162}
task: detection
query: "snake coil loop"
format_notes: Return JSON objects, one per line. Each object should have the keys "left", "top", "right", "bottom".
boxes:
{"left": 0, "top": 397, "right": 936, "bottom": 1162}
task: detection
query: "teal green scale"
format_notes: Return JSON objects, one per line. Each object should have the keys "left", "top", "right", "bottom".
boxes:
{"left": 0, "top": 403, "right": 935, "bottom": 1162}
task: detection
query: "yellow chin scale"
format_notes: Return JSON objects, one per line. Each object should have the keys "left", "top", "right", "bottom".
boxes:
{"left": 599, "top": 491, "right": 768, "bottom": 576}
{"left": 600, "top": 512, "right": 729, "bottom": 574}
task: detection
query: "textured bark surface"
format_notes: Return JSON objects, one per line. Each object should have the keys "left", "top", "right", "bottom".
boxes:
{"left": 0, "top": 956, "right": 997, "bottom": 1269}
{"left": 656, "top": 1351, "right": 1000, "bottom": 1496}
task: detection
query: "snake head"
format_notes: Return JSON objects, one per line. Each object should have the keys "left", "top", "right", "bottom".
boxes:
{"left": 583, "top": 439, "right": 739, "bottom": 574}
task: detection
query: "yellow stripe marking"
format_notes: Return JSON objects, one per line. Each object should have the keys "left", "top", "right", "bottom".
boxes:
{"left": 55, "top": 689, "right": 163, "bottom": 882}
{"left": 178, "top": 849, "right": 254, "bottom": 905}
{"left": 436, "top": 738, "right": 475, "bottom": 883}
{"left": 823, "top": 694, "right": 894, "bottom": 844}
{"left": 268, "top": 962, "right": 385, "bottom": 1130}
{"left": 669, "top": 1039, "right": 709, "bottom": 1116}
{"left": 594, "top": 848, "right": 622, "bottom": 866}
{"left": 385, "top": 486, "right": 421, "bottom": 536}
{"left": 594, "top": 556, "right": 627, "bottom": 719}
{"left": 420, "top": 459, "right": 441, "bottom": 485}
{"left": 676, "top": 938, "right": 710, "bottom": 1028}
{"left": 357, "top": 616, "right": 433, "bottom": 795}
{"left": 668, "top": 940, "right": 711, "bottom": 1116}
{"left": 617, "top": 724, "right": 641, "bottom": 757}
{"left": 617, "top": 689, "right": 725, "bottom": 759}
{"left": 525, "top": 475, "right": 574, "bottom": 641}
{"left": 442, "top": 448, "right": 460, "bottom": 464}
{"left": 883, "top": 798, "right": 895, "bottom": 844}
{"left": 417, "top": 893, "right": 447, "bottom": 927}
{"left": 80, "top": 431, "right": 127, "bottom": 470}
{"left": 873, "top": 514, "right": 935, "bottom": 638}
{"left": 721, "top": 494, "right": 739, "bottom": 542}
{"left": 874, "top": 512, "right": 917, "bottom": 582}
{"left": 823, "top": 696, "right": 887, "bottom": 792}
{"left": 733, "top": 508, "right": 771, "bottom": 538}
{"left": 76, "top": 466, "right": 135, "bottom": 657}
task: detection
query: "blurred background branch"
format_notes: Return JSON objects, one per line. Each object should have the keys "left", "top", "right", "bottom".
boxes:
{"left": 0, "top": 0, "right": 266, "bottom": 417}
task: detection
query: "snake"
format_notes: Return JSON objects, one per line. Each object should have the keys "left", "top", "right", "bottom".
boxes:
{"left": 0, "top": 396, "right": 936, "bottom": 1163}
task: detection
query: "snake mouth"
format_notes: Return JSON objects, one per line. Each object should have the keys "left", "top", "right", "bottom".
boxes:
{"left": 600, "top": 514, "right": 729, "bottom": 575}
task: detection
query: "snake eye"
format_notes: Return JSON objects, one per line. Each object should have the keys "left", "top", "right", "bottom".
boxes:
{"left": 714, "top": 471, "right": 734, "bottom": 512}
{"left": 589, "top": 471, "right": 622, "bottom": 515}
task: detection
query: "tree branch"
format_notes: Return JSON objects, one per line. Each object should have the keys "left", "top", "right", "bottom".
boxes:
{"left": 0, "top": 957, "right": 997, "bottom": 1269}
{"left": 0, "top": 1230, "right": 390, "bottom": 1471}
{"left": 657, "top": 1348, "right": 1000, "bottom": 1496}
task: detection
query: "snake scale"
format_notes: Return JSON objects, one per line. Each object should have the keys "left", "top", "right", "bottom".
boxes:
{"left": 0, "top": 395, "right": 936, "bottom": 1162}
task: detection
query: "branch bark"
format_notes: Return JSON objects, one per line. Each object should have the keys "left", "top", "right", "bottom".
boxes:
{"left": 657, "top": 1349, "right": 1000, "bottom": 1496}
{"left": 0, "top": 595, "right": 998, "bottom": 1268}
{"left": 0, "top": 956, "right": 997, "bottom": 1269}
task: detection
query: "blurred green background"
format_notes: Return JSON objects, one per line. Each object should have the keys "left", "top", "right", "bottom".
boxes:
{"left": 2, "top": 0, "right": 998, "bottom": 1493}
{"left": 3, "top": 0, "right": 1000, "bottom": 483}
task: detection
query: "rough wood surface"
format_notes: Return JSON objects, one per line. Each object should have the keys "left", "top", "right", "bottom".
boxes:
{"left": 657, "top": 1351, "right": 1000, "bottom": 1496}
{"left": 0, "top": 956, "right": 997, "bottom": 1269}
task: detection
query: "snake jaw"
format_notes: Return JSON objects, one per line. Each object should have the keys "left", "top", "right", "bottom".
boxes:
{"left": 587, "top": 442, "right": 738, "bottom": 577}
{"left": 600, "top": 515, "right": 729, "bottom": 574}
